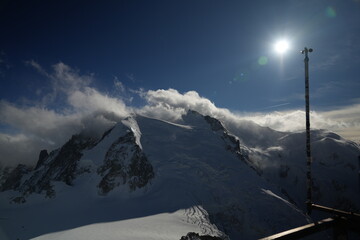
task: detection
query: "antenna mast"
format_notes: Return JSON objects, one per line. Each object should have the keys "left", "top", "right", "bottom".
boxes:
{"left": 301, "top": 47, "right": 313, "bottom": 215}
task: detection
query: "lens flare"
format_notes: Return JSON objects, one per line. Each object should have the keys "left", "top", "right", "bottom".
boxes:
{"left": 258, "top": 56, "right": 268, "bottom": 65}
{"left": 326, "top": 6, "right": 336, "bottom": 18}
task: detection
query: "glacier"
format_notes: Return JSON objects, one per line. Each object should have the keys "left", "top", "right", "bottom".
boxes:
{"left": 0, "top": 110, "right": 359, "bottom": 240}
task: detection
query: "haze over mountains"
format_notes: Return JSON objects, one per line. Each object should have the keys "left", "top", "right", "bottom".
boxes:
{"left": 1, "top": 62, "right": 360, "bottom": 171}
{"left": 1, "top": 110, "right": 359, "bottom": 240}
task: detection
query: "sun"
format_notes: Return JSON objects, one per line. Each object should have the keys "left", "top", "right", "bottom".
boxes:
{"left": 274, "top": 40, "right": 290, "bottom": 54}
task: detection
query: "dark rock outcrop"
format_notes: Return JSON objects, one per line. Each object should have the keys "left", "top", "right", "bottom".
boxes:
{"left": 180, "top": 232, "right": 223, "bottom": 240}
{"left": 97, "top": 131, "right": 154, "bottom": 195}
{"left": 14, "top": 134, "right": 97, "bottom": 199}
{"left": 204, "top": 115, "right": 225, "bottom": 132}
{"left": 1, "top": 123, "right": 154, "bottom": 202}
{"left": 35, "top": 149, "right": 49, "bottom": 170}
{"left": 0, "top": 164, "right": 32, "bottom": 191}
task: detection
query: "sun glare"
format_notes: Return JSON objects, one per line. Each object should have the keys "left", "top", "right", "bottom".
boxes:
{"left": 274, "top": 40, "right": 289, "bottom": 54}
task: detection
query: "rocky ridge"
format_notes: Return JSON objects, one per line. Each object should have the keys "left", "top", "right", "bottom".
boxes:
{"left": 1, "top": 121, "right": 155, "bottom": 203}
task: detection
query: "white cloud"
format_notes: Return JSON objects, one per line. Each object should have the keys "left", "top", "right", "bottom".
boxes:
{"left": 52, "top": 62, "right": 92, "bottom": 93}
{"left": 321, "top": 103, "right": 360, "bottom": 142}
{"left": 240, "top": 109, "right": 360, "bottom": 143}
{"left": 0, "top": 133, "right": 46, "bottom": 168}
{"left": 113, "top": 77, "right": 125, "bottom": 93}
{"left": 67, "top": 87, "right": 130, "bottom": 116}
{"left": 26, "top": 59, "right": 50, "bottom": 78}
{"left": 0, "top": 101, "right": 81, "bottom": 143}
{"left": 238, "top": 110, "right": 347, "bottom": 132}
{"left": 137, "top": 88, "right": 233, "bottom": 122}
{"left": 1, "top": 63, "right": 359, "bottom": 167}
{"left": 0, "top": 62, "right": 131, "bottom": 167}
{"left": 242, "top": 104, "right": 360, "bottom": 142}
{"left": 136, "top": 88, "right": 360, "bottom": 143}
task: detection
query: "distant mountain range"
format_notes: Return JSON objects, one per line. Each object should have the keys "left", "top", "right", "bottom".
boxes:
{"left": 1, "top": 110, "right": 359, "bottom": 240}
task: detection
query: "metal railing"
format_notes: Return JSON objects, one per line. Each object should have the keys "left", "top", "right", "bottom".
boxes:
{"left": 259, "top": 204, "right": 360, "bottom": 240}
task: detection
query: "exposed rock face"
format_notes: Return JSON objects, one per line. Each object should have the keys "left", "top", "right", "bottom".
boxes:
{"left": 203, "top": 114, "right": 256, "bottom": 174}
{"left": 0, "top": 123, "right": 155, "bottom": 201}
{"left": 97, "top": 131, "right": 154, "bottom": 195}
{"left": 204, "top": 115, "right": 224, "bottom": 132}
{"left": 0, "top": 164, "right": 32, "bottom": 191}
{"left": 202, "top": 114, "right": 240, "bottom": 153}
{"left": 5, "top": 134, "right": 97, "bottom": 199}
{"left": 35, "top": 149, "right": 49, "bottom": 170}
{"left": 0, "top": 166, "right": 10, "bottom": 186}
{"left": 180, "top": 232, "right": 223, "bottom": 240}
{"left": 46, "top": 135, "right": 96, "bottom": 185}
{"left": 203, "top": 114, "right": 240, "bottom": 153}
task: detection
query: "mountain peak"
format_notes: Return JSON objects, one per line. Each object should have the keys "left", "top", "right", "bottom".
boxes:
{"left": 181, "top": 110, "right": 225, "bottom": 132}
{"left": 0, "top": 113, "right": 359, "bottom": 240}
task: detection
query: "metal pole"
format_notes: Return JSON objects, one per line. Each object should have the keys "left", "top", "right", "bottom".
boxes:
{"left": 301, "top": 47, "right": 313, "bottom": 215}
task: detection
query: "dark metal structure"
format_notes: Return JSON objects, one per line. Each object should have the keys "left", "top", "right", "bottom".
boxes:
{"left": 301, "top": 47, "right": 313, "bottom": 215}
{"left": 259, "top": 217, "right": 336, "bottom": 240}
{"left": 258, "top": 47, "right": 360, "bottom": 240}
{"left": 259, "top": 204, "right": 360, "bottom": 240}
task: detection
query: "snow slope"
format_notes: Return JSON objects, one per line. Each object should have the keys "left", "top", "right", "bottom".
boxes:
{"left": 31, "top": 208, "right": 214, "bottom": 240}
{"left": 241, "top": 129, "right": 360, "bottom": 215}
{"left": 1, "top": 110, "right": 359, "bottom": 240}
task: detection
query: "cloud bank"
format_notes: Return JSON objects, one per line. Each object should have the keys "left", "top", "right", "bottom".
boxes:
{"left": 0, "top": 62, "right": 131, "bottom": 167}
{"left": 0, "top": 62, "right": 359, "bottom": 167}
{"left": 138, "top": 88, "right": 359, "bottom": 141}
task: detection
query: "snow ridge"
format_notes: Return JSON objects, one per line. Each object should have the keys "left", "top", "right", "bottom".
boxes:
{"left": 0, "top": 111, "right": 359, "bottom": 240}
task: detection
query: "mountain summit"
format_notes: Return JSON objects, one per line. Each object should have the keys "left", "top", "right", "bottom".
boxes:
{"left": 1, "top": 111, "right": 359, "bottom": 240}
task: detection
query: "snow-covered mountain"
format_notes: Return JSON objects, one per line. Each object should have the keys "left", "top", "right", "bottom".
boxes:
{"left": 0, "top": 110, "right": 359, "bottom": 240}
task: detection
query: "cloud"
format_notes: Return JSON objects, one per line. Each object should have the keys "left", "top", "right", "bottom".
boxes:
{"left": 26, "top": 61, "right": 96, "bottom": 107}
{"left": 238, "top": 110, "right": 347, "bottom": 133}
{"left": 113, "top": 77, "right": 125, "bottom": 93}
{"left": 0, "top": 101, "right": 81, "bottom": 143}
{"left": 26, "top": 59, "right": 50, "bottom": 78}
{"left": 67, "top": 87, "right": 129, "bottom": 116}
{"left": 52, "top": 62, "right": 92, "bottom": 93}
{"left": 0, "top": 62, "right": 131, "bottom": 167}
{"left": 113, "top": 77, "right": 134, "bottom": 103}
{"left": 314, "top": 54, "right": 340, "bottom": 70}
{"left": 1, "top": 63, "right": 359, "bottom": 167}
{"left": 136, "top": 88, "right": 360, "bottom": 143}
{"left": 137, "top": 88, "right": 233, "bottom": 122}
{"left": 321, "top": 103, "right": 360, "bottom": 142}
{"left": 0, "top": 133, "right": 46, "bottom": 168}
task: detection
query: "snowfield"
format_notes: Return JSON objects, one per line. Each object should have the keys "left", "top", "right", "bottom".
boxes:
{"left": 31, "top": 208, "right": 215, "bottom": 240}
{"left": 1, "top": 111, "right": 359, "bottom": 240}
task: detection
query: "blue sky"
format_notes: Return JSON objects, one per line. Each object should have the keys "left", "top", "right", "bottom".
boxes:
{"left": 0, "top": 0, "right": 360, "bottom": 166}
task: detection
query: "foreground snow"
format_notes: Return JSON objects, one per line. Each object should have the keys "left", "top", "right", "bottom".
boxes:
{"left": 31, "top": 208, "right": 213, "bottom": 240}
